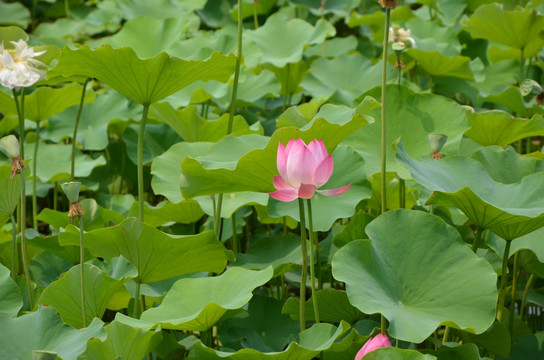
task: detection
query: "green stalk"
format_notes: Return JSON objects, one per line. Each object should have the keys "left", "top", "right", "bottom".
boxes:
{"left": 11, "top": 215, "right": 17, "bottom": 280}
{"left": 20, "top": 169, "right": 33, "bottom": 309}
{"left": 521, "top": 274, "right": 536, "bottom": 321}
{"left": 232, "top": 213, "right": 238, "bottom": 254}
{"left": 471, "top": 227, "right": 482, "bottom": 253}
{"left": 283, "top": 63, "right": 290, "bottom": 111}
{"left": 253, "top": 0, "right": 259, "bottom": 28}
{"left": 443, "top": 326, "right": 451, "bottom": 343}
{"left": 509, "top": 252, "right": 520, "bottom": 335}
{"left": 306, "top": 199, "right": 320, "bottom": 324}
{"left": 214, "top": 194, "right": 223, "bottom": 236}
{"left": 32, "top": 121, "right": 40, "bottom": 229}
{"left": 133, "top": 281, "right": 141, "bottom": 318}
{"left": 399, "top": 177, "right": 405, "bottom": 208}
{"left": 520, "top": 47, "right": 525, "bottom": 84}
{"left": 13, "top": 89, "right": 25, "bottom": 159}
{"left": 79, "top": 215, "right": 87, "bottom": 327}
{"left": 71, "top": 78, "right": 90, "bottom": 181}
{"left": 53, "top": 182, "right": 58, "bottom": 211}
{"left": 298, "top": 198, "right": 308, "bottom": 331}
{"left": 64, "top": 0, "right": 70, "bottom": 18}
{"left": 137, "top": 104, "right": 150, "bottom": 222}
{"left": 497, "top": 240, "right": 511, "bottom": 322}
{"left": 380, "top": 9, "right": 391, "bottom": 215}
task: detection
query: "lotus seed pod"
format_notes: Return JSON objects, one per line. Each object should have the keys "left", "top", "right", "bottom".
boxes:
{"left": 61, "top": 181, "right": 81, "bottom": 203}
{"left": 0, "top": 135, "right": 20, "bottom": 158}
{"left": 379, "top": 0, "right": 398, "bottom": 9}
{"left": 428, "top": 133, "right": 448, "bottom": 153}
{"left": 520, "top": 79, "right": 543, "bottom": 96}
{"left": 392, "top": 41, "right": 405, "bottom": 51}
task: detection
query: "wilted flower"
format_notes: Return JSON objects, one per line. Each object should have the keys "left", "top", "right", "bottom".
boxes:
{"left": 0, "top": 134, "right": 25, "bottom": 180}
{"left": 379, "top": 0, "right": 398, "bottom": 9}
{"left": 389, "top": 26, "right": 416, "bottom": 48}
{"left": 354, "top": 333, "right": 392, "bottom": 360}
{"left": 269, "top": 138, "right": 351, "bottom": 202}
{"left": 0, "top": 39, "right": 46, "bottom": 89}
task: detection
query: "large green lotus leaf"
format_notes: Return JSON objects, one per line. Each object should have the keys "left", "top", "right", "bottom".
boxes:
{"left": 333, "top": 210, "right": 374, "bottom": 248}
{"left": 150, "top": 103, "right": 262, "bottom": 142}
{"left": 58, "top": 217, "right": 232, "bottom": 283}
{"left": 305, "top": 36, "right": 358, "bottom": 58}
{"left": 0, "top": 263, "right": 23, "bottom": 316}
{"left": 220, "top": 68, "right": 281, "bottom": 106}
{"left": 458, "top": 320, "right": 511, "bottom": 359}
{"left": 464, "top": 3, "right": 544, "bottom": 52}
{"left": 423, "top": 343, "right": 483, "bottom": 360}
{"left": 470, "top": 145, "right": 544, "bottom": 184}
{"left": 78, "top": 320, "right": 162, "bottom": 360}
{"left": 47, "top": 91, "right": 131, "bottom": 151}
{"left": 301, "top": 54, "right": 382, "bottom": 105}
{"left": 0, "top": 164, "right": 20, "bottom": 224}
{"left": 23, "top": 83, "right": 95, "bottom": 123}
{"left": 0, "top": 1, "right": 30, "bottom": 27}
{"left": 481, "top": 87, "right": 544, "bottom": 119}
{"left": 364, "top": 348, "right": 436, "bottom": 360}
{"left": 505, "top": 332, "right": 544, "bottom": 360}
{"left": 116, "top": 266, "right": 273, "bottom": 331}
{"left": 165, "top": 25, "right": 237, "bottom": 61}
{"left": 289, "top": 0, "right": 359, "bottom": 17}
{"left": 0, "top": 25, "right": 28, "bottom": 44}
{"left": 396, "top": 142, "right": 544, "bottom": 240}
{"left": 180, "top": 107, "right": 368, "bottom": 198}
{"left": 104, "top": 0, "right": 206, "bottom": 19}
{"left": 233, "top": 234, "right": 302, "bottom": 277}
{"left": 105, "top": 15, "right": 199, "bottom": 59}
{"left": 0, "top": 306, "right": 105, "bottom": 360}
{"left": 49, "top": 45, "right": 236, "bottom": 105}
{"left": 37, "top": 199, "right": 124, "bottom": 232}
{"left": 24, "top": 141, "right": 106, "bottom": 183}
{"left": 347, "top": 6, "right": 414, "bottom": 30}
{"left": 127, "top": 199, "right": 204, "bottom": 226}
{"left": 122, "top": 123, "right": 182, "bottom": 165}
{"left": 406, "top": 49, "right": 473, "bottom": 79}
{"left": 283, "top": 289, "right": 364, "bottom": 323}
{"left": 465, "top": 109, "right": 544, "bottom": 147}
{"left": 195, "top": 192, "right": 269, "bottom": 218}
{"left": 151, "top": 141, "right": 213, "bottom": 203}
{"left": 343, "top": 85, "right": 469, "bottom": 177}
{"left": 219, "top": 295, "right": 299, "bottom": 352}
{"left": 405, "top": 16, "right": 461, "bottom": 56}
{"left": 244, "top": 13, "right": 335, "bottom": 67}
{"left": 38, "top": 264, "right": 134, "bottom": 328}
{"left": 187, "top": 321, "right": 350, "bottom": 360}
{"left": 27, "top": 234, "right": 80, "bottom": 265}
{"left": 230, "top": 0, "right": 276, "bottom": 20}
{"left": 268, "top": 146, "right": 371, "bottom": 231}
{"left": 332, "top": 209, "right": 497, "bottom": 343}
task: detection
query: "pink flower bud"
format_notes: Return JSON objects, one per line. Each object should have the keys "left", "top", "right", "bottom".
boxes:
{"left": 354, "top": 333, "right": 392, "bottom": 360}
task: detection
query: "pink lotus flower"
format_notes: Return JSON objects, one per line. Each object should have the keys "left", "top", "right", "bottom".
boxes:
{"left": 269, "top": 138, "right": 351, "bottom": 202}
{"left": 355, "top": 333, "right": 392, "bottom": 360}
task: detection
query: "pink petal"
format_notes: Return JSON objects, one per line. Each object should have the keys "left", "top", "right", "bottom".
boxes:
{"left": 307, "top": 139, "right": 328, "bottom": 164}
{"left": 270, "top": 189, "right": 298, "bottom": 202}
{"left": 285, "top": 140, "right": 309, "bottom": 188}
{"left": 317, "top": 183, "right": 351, "bottom": 197}
{"left": 277, "top": 142, "right": 288, "bottom": 180}
{"left": 354, "top": 333, "right": 392, "bottom": 360}
{"left": 313, "top": 154, "right": 333, "bottom": 188}
{"left": 273, "top": 175, "right": 293, "bottom": 190}
{"left": 298, "top": 183, "right": 316, "bottom": 199}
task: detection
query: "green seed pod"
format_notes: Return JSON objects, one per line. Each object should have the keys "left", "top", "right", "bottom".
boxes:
{"left": 520, "top": 79, "right": 542, "bottom": 96}
{"left": 61, "top": 181, "right": 81, "bottom": 203}
{"left": 0, "top": 135, "right": 20, "bottom": 158}
{"left": 392, "top": 41, "right": 406, "bottom": 52}
{"left": 428, "top": 133, "right": 448, "bottom": 153}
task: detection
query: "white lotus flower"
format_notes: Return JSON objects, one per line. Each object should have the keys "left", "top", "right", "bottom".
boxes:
{"left": 388, "top": 26, "right": 416, "bottom": 48}
{"left": 0, "top": 39, "right": 46, "bottom": 89}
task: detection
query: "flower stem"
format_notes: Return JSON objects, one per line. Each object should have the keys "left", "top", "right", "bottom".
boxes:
{"left": 306, "top": 199, "right": 320, "bottom": 324}
{"left": 79, "top": 215, "right": 87, "bottom": 327}
{"left": 298, "top": 198, "right": 308, "bottom": 331}
{"left": 497, "top": 240, "right": 511, "bottom": 322}
{"left": 508, "top": 251, "right": 520, "bottom": 335}
{"left": 71, "top": 78, "right": 90, "bottom": 181}
{"left": 521, "top": 274, "right": 536, "bottom": 321}
{"left": 32, "top": 121, "right": 40, "bottom": 230}
{"left": 137, "top": 104, "right": 150, "bottom": 222}
{"left": 443, "top": 326, "right": 451, "bottom": 343}
{"left": 471, "top": 227, "right": 482, "bottom": 253}
{"left": 10, "top": 215, "right": 17, "bottom": 280}
{"left": 13, "top": 89, "right": 25, "bottom": 159}
{"left": 19, "top": 169, "right": 33, "bottom": 309}
{"left": 380, "top": 8, "right": 391, "bottom": 215}
{"left": 253, "top": 0, "right": 259, "bottom": 28}
{"left": 232, "top": 213, "right": 238, "bottom": 254}
{"left": 520, "top": 47, "right": 525, "bottom": 84}
{"left": 399, "top": 177, "right": 405, "bottom": 208}
{"left": 133, "top": 280, "right": 141, "bottom": 318}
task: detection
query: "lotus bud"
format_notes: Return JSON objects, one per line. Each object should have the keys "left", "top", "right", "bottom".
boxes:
{"left": 61, "top": 181, "right": 81, "bottom": 203}
{"left": 428, "top": 133, "right": 447, "bottom": 160}
{"left": 520, "top": 79, "right": 543, "bottom": 96}
{"left": 0, "top": 135, "right": 25, "bottom": 180}
{"left": 379, "top": 0, "right": 398, "bottom": 9}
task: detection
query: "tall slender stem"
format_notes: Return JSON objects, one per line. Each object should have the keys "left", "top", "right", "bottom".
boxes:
{"left": 497, "top": 240, "right": 511, "bottom": 322}
{"left": 53, "top": 182, "right": 58, "bottom": 211}
{"left": 509, "top": 252, "right": 520, "bottom": 335}
{"left": 471, "top": 227, "right": 482, "bottom": 253}
{"left": 13, "top": 89, "right": 25, "bottom": 159}
{"left": 32, "top": 121, "right": 40, "bottom": 229}
{"left": 137, "top": 104, "right": 150, "bottom": 222}
{"left": 283, "top": 64, "right": 290, "bottom": 111}
{"left": 306, "top": 199, "right": 320, "bottom": 324}
{"left": 521, "top": 274, "right": 536, "bottom": 321}
{"left": 399, "top": 177, "right": 405, "bottom": 208}
{"left": 443, "top": 326, "right": 451, "bottom": 343}
{"left": 519, "top": 47, "right": 525, "bottom": 84}
{"left": 64, "top": 0, "right": 70, "bottom": 18}
{"left": 298, "top": 198, "right": 308, "bottom": 331}
{"left": 380, "top": 9, "right": 391, "bottom": 215}
{"left": 133, "top": 281, "right": 141, "bottom": 318}
{"left": 232, "top": 213, "right": 238, "bottom": 254}
{"left": 71, "top": 78, "right": 90, "bottom": 181}
{"left": 20, "top": 169, "right": 33, "bottom": 309}
{"left": 11, "top": 215, "right": 17, "bottom": 280}
{"left": 79, "top": 215, "right": 87, "bottom": 327}
{"left": 253, "top": 0, "right": 259, "bottom": 28}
